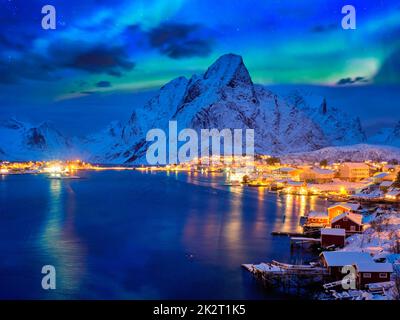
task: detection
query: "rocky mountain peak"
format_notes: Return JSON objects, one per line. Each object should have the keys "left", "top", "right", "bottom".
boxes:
{"left": 321, "top": 97, "right": 327, "bottom": 115}
{"left": 203, "top": 53, "right": 253, "bottom": 88}
{"left": 0, "top": 54, "right": 377, "bottom": 163}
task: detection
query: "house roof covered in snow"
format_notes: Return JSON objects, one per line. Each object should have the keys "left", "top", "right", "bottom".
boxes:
{"left": 321, "top": 228, "right": 346, "bottom": 236}
{"left": 287, "top": 181, "right": 303, "bottom": 187}
{"left": 312, "top": 168, "right": 334, "bottom": 175}
{"left": 275, "top": 167, "right": 297, "bottom": 173}
{"left": 329, "top": 202, "right": 360, "bottom": 211}
{"left": 386, "top": 190, "right": 400, "bottom": 197}
{"left": 308, "top": 211, "right": 329, "bottom": 219}
{"left": 341, "top": 162, "right": 370, "bottom": 169}
{"left": 373, "top": 172, "right": 389, "bottom": 179}
{"left": 331, "top": 212, "right": 363, "bottom": 225}
{"left": 355, "top": 262, "right": 393, "bottom": 273}
{"left": 380, "top": 181, "right": 393, "bottom": 187}
{"left": 321, "top": 251, "right": 372, "bottom": 267}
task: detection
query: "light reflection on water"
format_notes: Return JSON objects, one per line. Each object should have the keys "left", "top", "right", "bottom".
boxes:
{"left": 224, "top": 186, "right": 243, "bottom": 255}
{"left": 1, "top": 171, "right": 329, "bottom": 299}
{"left": 253, "top": 187, "right": 266, "bottom": 235}
{"left": 171, "top": 171, "right": 328, "bottom": 267}
{"left": 38, "top": 179, "right": 86, "bottom": 297}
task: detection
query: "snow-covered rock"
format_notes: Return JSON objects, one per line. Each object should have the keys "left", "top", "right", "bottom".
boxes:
{"left": 1, "top": 54, "right": 396, "bottom": 164}
{"left": 282, "top": 144, "right": 400, "bottom": 163}
{"left": 75, "top": 120, "right": 126, "bottom": 163}
{"left": 0, "top": 118, "right": 75, "bottom": 161}
{"left": 83, "top": 54, "right": 368, "bottom": 164}
{"left": 369, "top": 121, "right": 400, "bottom": 147}
{"left": 283, "top": 91, "right": 367, "bottom": 146}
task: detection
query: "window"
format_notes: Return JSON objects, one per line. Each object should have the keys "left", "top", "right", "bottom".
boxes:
{"left": 335, "top": 225, "right": 341, "bottom": 229}
{"left": 363, "top": 273, "right": 371, "bottom": 278}
{"left": 343, "top": 217, "right": 348, "bottom": 221}
{"left": 350, "top": 226, "right": 356, "bottom": 231}
{"left": 379, "top": 273, "right": 387, "bottom": 279}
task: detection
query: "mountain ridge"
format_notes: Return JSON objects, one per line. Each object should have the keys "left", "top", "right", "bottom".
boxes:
{"left": 0, "top": 53, "right": 398, "bottom": 163}
{"left": 89, "top": 53, "right": 368, "bottom": 163}
{"left": 0, "top": 118, "right": 75, "bottom": 161}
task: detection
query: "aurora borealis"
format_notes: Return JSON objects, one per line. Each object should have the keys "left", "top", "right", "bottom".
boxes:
{"left": 1, "top": 0, "right": 400, "bottom": 134}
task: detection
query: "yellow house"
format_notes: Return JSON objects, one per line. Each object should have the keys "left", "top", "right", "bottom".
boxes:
{"left": 327, "top": 202, "right": 360, "bottom": 221}
{"left": 300, "top": 167, "right": 334, "bottom": 183}
{"left": 273, "top": 167, "right": 302, "bottom": 181}
{"left": 339, "top": 162, "right": 370, "bottom": 181}
{"left": 305, "top": 211, "right": 330, "bottom": 228}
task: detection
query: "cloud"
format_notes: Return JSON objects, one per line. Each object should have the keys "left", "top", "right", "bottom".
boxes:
{"left": 107, "top": 70, "right": 123, "bottom": 77}
{"left": 336, "top": 76, "right": 369, "bottom": 85}
{"left": 96, "top": 80, "right": 112, "bottom": 88}
{"left": 147, "top": 23, "right": 214, "bottom": 59}
{"left": 0, "top": 53, "right": 58, "bottom": 84}
{"left": 0, "top": 34, "right": 30, "bottom": 51}
{"left": 48, "top": 42, "right": 135, "bottom": 76}
{"left": 80, "top": 91, "right": 97, "bottom": 95}
{"left": 0, "top": 40, "right": 135, "bottom": 84}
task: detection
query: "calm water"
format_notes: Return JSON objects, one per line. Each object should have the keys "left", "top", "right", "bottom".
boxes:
{"left": 0, "top": 171, "right": 328, "bottom": 299}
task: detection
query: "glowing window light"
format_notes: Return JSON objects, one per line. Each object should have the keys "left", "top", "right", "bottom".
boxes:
{"left": 46, "top": 165, "right": 63, "bottom": 174}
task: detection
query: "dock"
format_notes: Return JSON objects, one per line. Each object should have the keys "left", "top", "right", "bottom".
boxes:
{"left": 271, "top": 229, "right": 320, "bottom": 238}
{"left": 290, "top": 237, "right": 321, "bottom": 248}
{"left": 271, "top": 231, "right": 305, "bottom": 237}
{"left": 242, "top": 260, "right": 330, "bottom": 290}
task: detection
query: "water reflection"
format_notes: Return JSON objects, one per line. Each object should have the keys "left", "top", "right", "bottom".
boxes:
{"left": 38, "top": 179, "right": 86, "bottom": 297}
{"left": 253, "top": 187, "right": 266, "bottom": 236}
{"left": 225, "top": 187, "right": 243, "bottom": 250}
{"left": 271, "top": 193, "right": 325, "bottom": 233}
{"left": 176, "top": 171, "right": 327, "bottom": 245}
{"left": 2, "top": 171, "right": 332, "bottom": 299}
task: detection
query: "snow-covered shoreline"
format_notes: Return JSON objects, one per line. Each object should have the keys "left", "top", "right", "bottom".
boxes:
{"left": 333, "top": 211, "right": 400, "bottom": 300}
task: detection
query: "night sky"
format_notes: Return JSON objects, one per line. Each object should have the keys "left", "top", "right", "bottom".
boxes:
{"left": 1, "top": 0, "right": 400, "bottom": 135}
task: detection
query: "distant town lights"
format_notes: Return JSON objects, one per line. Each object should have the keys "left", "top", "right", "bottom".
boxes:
{"left": 47, "top": 165, "right": 63, "bottom": 174}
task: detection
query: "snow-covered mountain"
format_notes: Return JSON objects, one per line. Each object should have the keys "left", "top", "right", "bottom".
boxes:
{"left": 369, "top": 121, "right": 400, "bottom": 147}
{"left": 283, "top": 91, "right": 366, "bottom": 146}
{"left": 282, "top": 144, "right": 400, "bottom": 163}
{"left": 0, "top": 118, "right": 75, "bottom": 161}
{"left": 1, "top": 54, "right": 397, "bottom": 164}
{"left": 74, "top": 120, "right": 126, "bottom": 162}
{"left": 83, "top": 54, "right": 367, "bottom": 164}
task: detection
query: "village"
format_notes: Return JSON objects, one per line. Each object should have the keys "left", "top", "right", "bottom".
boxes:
{"left": 223, "top": 158, "right": 400, "bottom": 300}
{"left": 2, "top": 156, "right": 400, "bottom": 300}
{"left": 243, "top": 200, "right": 400, "bottom": 300}
{"left": 137, "top": 156, "right": 400, "bottom": 300}
{"left": 4, "top": 157, "right": 400, "bottom": 203}
{"left": 0, "top": 160, "right": 134, "bottom": 178}
{"left": 137, "top": 155, "right": 400, "bottom": 203}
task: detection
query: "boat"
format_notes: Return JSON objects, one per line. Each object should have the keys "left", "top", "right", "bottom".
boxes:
{"left": 247, "top": 182, "right": 269, "bottom": 187}
{"left": 48, "top": 172, "right": 80, "bottom": 179}
{"left": 224, "top": 181, "right": 242, "bottom": 186}
{"left": 326, "top": 195, "right": 349, "bottom": 202}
